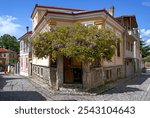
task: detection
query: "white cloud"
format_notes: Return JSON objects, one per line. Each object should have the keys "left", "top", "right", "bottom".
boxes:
{"left": 140, "top": 29, "right": 150, "bottom": 38}
{"left": 140, "top": 29, "right": 150, "bottom": 45}
{"left": 142, "top": 1, "right": 150, "bottom": 7}
{"left": 0, "top": 15, "right": 21, "bottom": 37}
{"left": 146, "top": 39, "right": 150, "bottom": 45}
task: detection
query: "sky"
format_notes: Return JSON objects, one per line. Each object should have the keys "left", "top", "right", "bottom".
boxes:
{"left": 0, "top": 0, "right": 150, "bottom": 44}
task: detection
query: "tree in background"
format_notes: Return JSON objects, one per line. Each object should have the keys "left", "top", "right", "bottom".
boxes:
{"left": 0, "top": 34, "right": 20, "bottom": 53}
{"left": 140, "top": 40, "right": 150, "bottom": 62}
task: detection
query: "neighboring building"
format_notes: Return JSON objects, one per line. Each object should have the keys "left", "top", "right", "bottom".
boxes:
{"left": 19, "top": 27, "right": 32, "bottom": 76}
{"left": 0, "top": 48, "right": 17, "bottom": 72}
{"left": 116, "top": 16, "right": 141, "bottom": 77}
{"left": 145, "top": 62, "right": 150, "bottom": 68}
{"left": 30, "top": 4, "right": 141, "bottom": 90}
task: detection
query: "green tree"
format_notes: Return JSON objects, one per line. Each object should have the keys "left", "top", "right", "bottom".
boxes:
{"left": 32, "top": 23, "right": 119, "bottom": 89}
{"left": 32, "top": 23, "right": 119, "bottom": 63}
{"left": 140, "top": 40, "right": 150, "bottom": 62}
{"left": 0, "top": 34, "right": 20, "bottom": 53}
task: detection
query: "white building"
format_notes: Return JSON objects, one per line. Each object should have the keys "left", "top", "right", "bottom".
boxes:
{"left": 19, "top": 27, "right": 32, "bottom": 76}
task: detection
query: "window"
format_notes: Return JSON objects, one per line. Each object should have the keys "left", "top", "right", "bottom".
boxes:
{"left": 38, "top": 67, "right": 40, "bottom": 74}
{"left": 51, "top": 60, "right": 57, "bottom": 67}
{"left": 131, "top": 43, "right": 133, "bottom": 52}
{"left": 117, "top": 42, "right": 120, "bottom": 57}
{"left": 106, "top": 69, "right": 112, "bottom": 80}
{"left": 126, "top": 41, "right": 128, "bottom": 50}
{"left": 20, "top": 41, "right": 22, "bottom": 51}
{"left": 128, "top": 42, "right": 130, "bottom": 50}
{"left": 3, "top": 53, "right": 6, "bottom": 57}
{"left": 82, "top": 21, "right": 95, "bottom": 27}
{"left": 22, "top": 41, "right": 24, "bottom": 52}
{"left": 126, "top": 61, "right": 129, "bottom": 66}
{"left": 33, "top": 66, "right": 34, "bottom": 72}
{"left": 41, "top": 68, "right": 43, "bottom": 76}
{"left": 26, "top": 58, "right": 28, "bottom": 68}
{"left": 117, "top": 68, "right": 121, "bottom": 78}
{"left": 126, "top": 41, "right": 130, "bottom": 51}
{"left": 126, "top": 41, "right": 134, "bottom": 52}
{"left": 35, "top": 66, "right": 37, "bottom": 73}
{"left": 20, "top": 58, "right": 23, "bottom": 68}
{"left": 23, "top": 42, "right": 26, "bottom": 53}
{"left": 26, "top": 43, "right": 29, "bottom": 52}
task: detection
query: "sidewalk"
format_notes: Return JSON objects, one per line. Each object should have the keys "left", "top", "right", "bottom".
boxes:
{"left": 27, "top": 74, "right": 139, "bottom": 96}
{"left": 88, "top": 75, "right": 138, "bottom": 95}
{"left": 0, "top": 72, "right": 4, "bottom": 75}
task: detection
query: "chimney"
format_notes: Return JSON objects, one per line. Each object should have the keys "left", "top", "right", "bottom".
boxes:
{"left": 26, "top": 26, "right": 29, "bottom": 32}
{"left": 109, "top": 6, "right": 114, "bottom": 16}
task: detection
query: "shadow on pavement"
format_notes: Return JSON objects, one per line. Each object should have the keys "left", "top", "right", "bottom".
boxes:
{"left": 89, "top": 74, "right": 150, "bottom": 95}
{"left": 0, "top": 74, "right": 25, "bottom": 90}
{"left": 0, "top": 91, "right": 46, "bottom": 101}
{"left": 0, "top": 74, "right": 47, "bottom": 101}
{"left": 126, "top": 74, "right": 150, "bottom": 85}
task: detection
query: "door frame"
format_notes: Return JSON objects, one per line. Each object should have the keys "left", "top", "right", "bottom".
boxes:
{"left": 63, "top": 57, "right": 82, "bottom": 84}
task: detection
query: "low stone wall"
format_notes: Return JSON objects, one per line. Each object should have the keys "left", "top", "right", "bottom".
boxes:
{"left": 103, "top": 65, "right": 124, "bottom": 81}
{"left": 90, "top": 67, "right": 104, "bottom": 88}
{"left": 50, "top": 67, "right": 57, "bottom": 89}
{"left": 31, "top": 64, "right": 58, "bottom": 89}
{"left": 83, "top": 65, "right": 124, "bottom": 89}
{"left": 31, "top": 63, "right": 125, "bottom": 90}
{"left": 32, "top": 64, "right": 50, "bottom": 85}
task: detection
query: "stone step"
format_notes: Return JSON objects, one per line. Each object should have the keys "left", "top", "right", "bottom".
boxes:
{"left": 58, "top": 84, "right": 92, "bottom": 95}
{"left": 62, "top": 84, "right": 83, "bottom": 89}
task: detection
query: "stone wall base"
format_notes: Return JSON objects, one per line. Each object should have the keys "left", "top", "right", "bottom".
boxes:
{"left": 83, "top": 65, "right": 124, "bottom": 89}
{"left": 31, "top": 64, "right": 128, "bottom": 90}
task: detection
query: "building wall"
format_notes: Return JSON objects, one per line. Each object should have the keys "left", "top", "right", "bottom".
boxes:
{"left": 20, "top": 36, "right": 31, "bottom": 76}
{"left": 20, "top": 55, "right": 29, "bottom": 76}
{"left": 100, "top": 22, "right": 124, "bottom": 82}
{"left": 0, "top": 52, "right": 17, "bottom": 66}
{"left": 125, "top": 59, "right": 134, "bottom": 77}
{"left": 32, "top": 57, "right": 49, "bottom": 67}
{"left": 32, "top": 64, "right": 52, "bottom": 86}
{"left": 145, "top": 62, "right": 150, "bottom": 68}
{"left": 82, "top": 65, "right": 124, "bottom": 89}
{"left": 125, "top": 36, "right": 134, "bottom": 58}
{"left": 31, "top": 7, "right": 142, "bottom": 90}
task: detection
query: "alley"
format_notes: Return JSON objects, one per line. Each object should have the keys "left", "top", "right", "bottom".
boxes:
{"left": 0, "top": 74, "right": 48, "bottom": 101}
{"left": 0, "top": 72, "right": 150, "bottom": 101}
{"left": 96, "top": 73, "right": 150, "bottom": 101}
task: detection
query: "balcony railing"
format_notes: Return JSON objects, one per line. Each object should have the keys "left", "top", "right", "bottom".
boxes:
{"left": 128, "top": 28, "right": 140, "bottom": 40}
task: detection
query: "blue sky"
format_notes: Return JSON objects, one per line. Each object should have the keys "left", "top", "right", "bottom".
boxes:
{"left": 0, "top": 0, "right": 150, "bottom": 44}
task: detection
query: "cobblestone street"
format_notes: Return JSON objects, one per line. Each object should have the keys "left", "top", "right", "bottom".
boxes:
{"left": 0, "top": 72, "right": 150, "bottom": 101}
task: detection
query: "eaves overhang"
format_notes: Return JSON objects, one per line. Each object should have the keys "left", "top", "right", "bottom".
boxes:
{"left": 33, "top": 9, "right": 125, "bottom": 32}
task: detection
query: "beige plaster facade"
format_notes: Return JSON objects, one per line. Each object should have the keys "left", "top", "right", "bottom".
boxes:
{"left": 29, "top": 4, "right": 141, "bottom": 90}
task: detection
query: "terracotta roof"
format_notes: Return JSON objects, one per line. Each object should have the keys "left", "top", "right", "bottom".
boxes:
{"left": 116, "top": 15, "right": 138, "bottom": 28}
{"left": 46, "top": 9, "right": 106, "bottom": 15}
{"left": 34, "top": 8, "right": 125, "bottom": 31}
{"left": 31, "top": 4, "right": 85, "bottom": 18}
{"left": 0, "top": 48, "right": 16, "bottom": 53}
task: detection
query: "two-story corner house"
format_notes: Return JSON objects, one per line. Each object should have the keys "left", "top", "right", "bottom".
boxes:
{"left": 116, "top": 16, "right": 141, "bottom": 77}
{"left": 19, "top": 27, "right": 32, "bottom": 76}
{"left": 0, "top": 48, "right": 17, "bottom": 72}
{"left": 30, "top": 4, "right": 129, "bottom": 90}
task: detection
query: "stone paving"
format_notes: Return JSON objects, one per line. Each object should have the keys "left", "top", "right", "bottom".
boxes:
{"left": 0, "top": 71, "right": 150, "bottom": 101}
